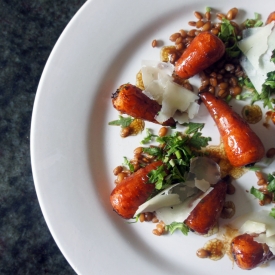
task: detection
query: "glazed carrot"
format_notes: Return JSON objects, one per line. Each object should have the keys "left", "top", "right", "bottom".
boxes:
{"left": 231, "top": 233, "right": 274, "bottom": 270}
{"left": 266, "top": 11, "right": 275, "bottom": 25}
{"left": 184, "top": 178, "right": 228, "bottom": 235}
{"left": 110, "top": 161, "right": 162, "bottom": 219}
{"left": 200, "top": 92, "right": 265, "bottom": 167}
{"left": 112, "top": 83, "right": 176, "bottom": 127}
{"left": 174, "top": 32, "right": 225, "bottom": 79}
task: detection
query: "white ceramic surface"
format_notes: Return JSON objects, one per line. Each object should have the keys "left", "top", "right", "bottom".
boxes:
{"left": 31, "top": 0, "right": 275, "bottom": 274}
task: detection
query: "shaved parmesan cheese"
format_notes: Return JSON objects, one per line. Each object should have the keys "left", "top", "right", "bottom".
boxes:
{"left": 141, "top": 60, "right": 174, "bottom": 89}
{"left": 134, "top": 184, "right": 182, "bottom": 216}
{"left": 239, "top": 56, "right": 266, "bottom": 94}
{"left": 135, "top": 157, "right": 220, "bottom": 219}
{"left": 173, "top": 112, "right": 189, "bottom": 124}
{"left": 254, "top": 233, "right": 275, "bottom": 254}
{"left": 155, "top": 80, "right": 199, "bottom": 123}
{"left": 142, "top": 80, "right": 165, "bottom": 104}
{"left": 230, "top": 210, "right": 275, "bottom": 237}
{"left": 238, "top": 22, "right": 275, "bottom": 94}
{"left": 188, "top": 102, "right": 200, "bottom": 119}
{"left": 156, "top": 187, "right": 213, "bottom": 224}
{"left": 238, "top": 22, "right": 275, "bottom": 69}
{"left": 185, "top": 157, "right": 221, "bottom": 190}
{"left": 239, "top": 220, "right": 266, "bottom": 234}
{"left": 141, "top": 60, "right": 200, "bottom": 123}
{"left": 194, "top": 178, "right": 210, "bottom": 192}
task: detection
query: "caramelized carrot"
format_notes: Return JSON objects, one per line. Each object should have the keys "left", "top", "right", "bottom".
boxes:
{"left": 112, "top": 83, "right": 176, "bottom": 127}
{"left": 266, "top": 11, "right": 275, "bottom": 25}
{"left": 184, "top": 178, "right": 228, "bottom": 235}
{"left": 231, "top": 233, "right": 274, "bottom": 270}
{"left": 200, "top": 92, "right": 265, "bottom": 167}
{"left": 110, "top": 161, "right": 162, "bottom": 219}
{"left": 175, "top": 32, "right": 225, "bottom": 79}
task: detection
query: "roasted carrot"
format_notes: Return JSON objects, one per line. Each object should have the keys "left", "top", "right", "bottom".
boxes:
{"left": 184, "top": 177, "right": 228, "bottom": 235}
{"left": 266, "top": 11, "right": 275, "bottom": 25}
{"left": 112, "top": 83, "right": 176, "bottom": 127}
{"left": 174, "top": 32, "right": 225, "bottom": 79}
{"left": 200, "top": 92, "right": 265, "bottom": 167}
{"left": 110, "top": 161, "right": 162, "bottom": 219}
{"left": 231, "top": 233, "right": 274, "bottom": 270}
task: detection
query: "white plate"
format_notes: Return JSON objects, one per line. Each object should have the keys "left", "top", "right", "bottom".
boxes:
{"left": 30, "top": 0, "right": 275, "bottom": 274}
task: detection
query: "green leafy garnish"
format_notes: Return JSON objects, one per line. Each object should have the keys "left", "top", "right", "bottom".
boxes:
{"left": 123, "top": 157, "right": 135, "bottom": 173}
{"left": 145, "top": 123, "right": 211, "bottom": 190}
{"left": 142, "top": 147, "right": 163, "bottom": 158}
{"left": 238, "top": 74, "right": 275, "bottom": 110}
{"left": 165, "top": 222, "right": 189, "bottom": 235}
{"left": 270, "top": 208, "right": 275, "bottom": 219}
{"left": 108, "top": 115, "right": 134, "bottom": 128}
{"left": 243, "top": 12, "right": 263, "bottom": 28}
{"left": 184, "top": 122, "right": 205, "bottom": 135}
{"left": 148, "top": 165, "right": 167, "bottom": 190}
{"left": 218, "top": 18, "right": 241, "bottom": 58}
{"left": 250, "top": 186, "right": 265, "bottom": 200}
{"left": 267, "top": 173, "right": 275, "bottom": 192}
{"left": 140, "top": 128, "right": 158, "bottom": 144}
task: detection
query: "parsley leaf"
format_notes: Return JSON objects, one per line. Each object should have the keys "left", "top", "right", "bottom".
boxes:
{"left": 267, "top": 173, "right": 275, "bottom": 193}
{"left": 250, "top": 186, "right": 265, "bottom": 200}
{"left": 148, "top": 165, "right": 167, "bottom": 190}
{"left": 243, "top": 12, "right": 263, "bottom": 28}
{"left": 142, "top": 147, "right": 163, "bottom": 158}
{"left": 218, "top": 18, "right": 241, "bottom": 58}
{"left": 165, "top": 222, "right": 189, "bottom": 235}
{"left": 123, "top": 157, "right": 134, "bottom": 173}
{"left": 189, "top": 132, "right": 212, "bottom": 149}
{"left": 270, "top": 208, "right": 275, "bottom": 219}
{"left": 141, "top": 128, "right": 157, "bottom": 144}
{"left": 108, "top": 115, "right": 134, "bottom": 128}
{"left": 184, "top": 122, "right": 205, "bottom": 135}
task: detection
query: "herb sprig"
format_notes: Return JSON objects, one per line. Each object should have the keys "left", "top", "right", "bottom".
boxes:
{"left": 145, "top": 123, "right": 211, "bottom": 191}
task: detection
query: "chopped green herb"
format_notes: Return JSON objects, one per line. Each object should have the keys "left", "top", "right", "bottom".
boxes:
{"left": 148, "top": 165, "right": 167, "bottom": 190}
{"left": 184, "top": 122, "right": 205, "bottom": 135}
{"left": 250, "top": 186, "right": 265, "bottom": 200}
{"left": 243, "top": 13, "right": 263, "bottom": 28}
{"left": 165, "top": 222, "right": 189, "bottom": 235}
{"left": 189, "top": 132, "right": 212, "bottom": 149}
{"left": 143, "top": 124, "right": 211, "bottom": 191}
{"left": 141, "top": 128, "right": 157, "bottom": 144}
{"left": 267, "top": 173, "right": 275, "bottom": 193}
{"left": 123, "top": 157, "right": 135, "bottom": 173}
{"left": 270, "top": 208, "right": 275, "bottom": 219}
{"left": 142, "top": 147, "right": 163, "bottom": 159}
{"left": 218, "top": 18, "right": 241, "bottom": 58}
{"left": 108, "top": 115, "right": 134, "bottom": 128}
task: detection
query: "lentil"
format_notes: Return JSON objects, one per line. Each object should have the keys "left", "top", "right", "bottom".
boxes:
{"left": 226, "top": 8, "right": 238, "bottom": 20}
{"left": 139, "top": 213, "right": 145, "bottom": 222}
{"left": 201, "top": 21, "right": 212, "bottom": 31}
{"left": 188, "top": 21, "right": 197, "bottom": 27}
{"left": 196, "top": 20, "right": 204, "bottom": 28}
{"left": 169, "top": 32, "right": 181, "bottom": 42}
{"left": 116, "top": 172, "right": 127, "bottom": 184}
{"left": 152, "top": 39, "right": 157, "bottom": 48}
{"left": 196, "top": 248, "right": 210, "bottom": 258}
{"left": 205, "top": 11, "right": 211, "bottom": 21}
{"left": 120, "top": 126, "right": 131, "bottom": 138}
{"left": 194, "top": 11, "right": 203, "bottom": 20}
{"left": 158, "top": 126, "right": 168, "bottom": 137}
{"left": 113, "top": 166, "right": 123, "bottom": 176}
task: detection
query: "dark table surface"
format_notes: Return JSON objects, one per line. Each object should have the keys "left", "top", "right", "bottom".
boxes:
{"left": 1, "top": 1, "right": 87, "bottom": 274}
